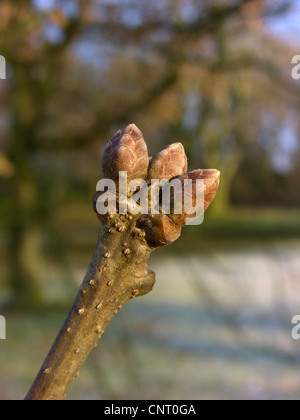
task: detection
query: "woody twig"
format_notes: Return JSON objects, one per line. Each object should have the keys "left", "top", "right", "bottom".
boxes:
{"left": 25, "top": 124, "right": 220, "bottom": 400}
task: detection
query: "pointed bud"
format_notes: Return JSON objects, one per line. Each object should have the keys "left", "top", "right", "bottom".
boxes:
{"left": 168, "top": 169, "right": 220, "bottom": 227}
{"left": 148, "top": 143, "right": 188, "bottom": 181}
{"left": 102, "top": 124, "right": 149, "bottom": 182}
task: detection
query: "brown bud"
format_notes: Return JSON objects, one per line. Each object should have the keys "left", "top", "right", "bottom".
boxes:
{"left": 148, "top": 143, "right": 187, "bottom": 181}
{"left": 145, "top": 214, "right": 181, "bottom": 246}
{"left": 168, "top": 169, "right": 220, "bottom": 227}
{"left": 102, "top": 124, "right": 149, "bottom": 182}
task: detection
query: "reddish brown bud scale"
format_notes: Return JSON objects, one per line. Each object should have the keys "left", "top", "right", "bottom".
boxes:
{"left": 102, "top": 124, "right": 149, "bottom": 182}
{"left": 168, "top": 169, "right": 220, "bottom": 227}
{"left": 144, "top": 214, "right": 181, "bottom": 246}
{"left": 148, "top": 142, "right": 188, "bottom": 181}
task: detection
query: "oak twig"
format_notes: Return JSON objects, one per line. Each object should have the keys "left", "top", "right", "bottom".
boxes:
{"left": 25, "top": 124, "right": 220, "bottom": 400}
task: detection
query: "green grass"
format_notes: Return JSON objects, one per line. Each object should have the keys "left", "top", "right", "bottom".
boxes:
{"left": 202, "top": 208, "right": 300, "bottom": 239}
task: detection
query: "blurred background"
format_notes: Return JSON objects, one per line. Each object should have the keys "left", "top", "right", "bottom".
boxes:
{"left": 0, "top": 0, "right": 300, "bottom": 400}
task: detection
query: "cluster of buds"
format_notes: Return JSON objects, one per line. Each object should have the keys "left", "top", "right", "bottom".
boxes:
{"left": 98, "top": 124, "right": 220, "bottom": 247}
{"left": 25, "top": 124, "right": 220, "bottom": 401}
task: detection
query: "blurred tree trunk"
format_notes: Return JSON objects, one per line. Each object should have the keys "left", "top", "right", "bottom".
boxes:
{"left": 6, "top": 66, "right": 45, "bottom": 308}
{"left": 206, "top": 154, "right": 241, "bottom": 216}
{"left": 196, "top": 27, "right": 243, "bottom": 216}
{"left": 8, "top": 217, "right": 43, "bottom": 309}
{"left": 7, "top": 162, "right": 43, "bottom": 308}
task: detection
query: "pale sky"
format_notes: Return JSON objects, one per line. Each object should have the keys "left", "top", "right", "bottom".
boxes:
{"left": 267, "top": 1, "right": 300, "bottom": 47}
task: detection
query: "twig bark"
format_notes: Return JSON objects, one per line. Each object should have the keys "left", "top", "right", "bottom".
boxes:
{"left": 25, "top": 215, "right": 155, "bottom": 400}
